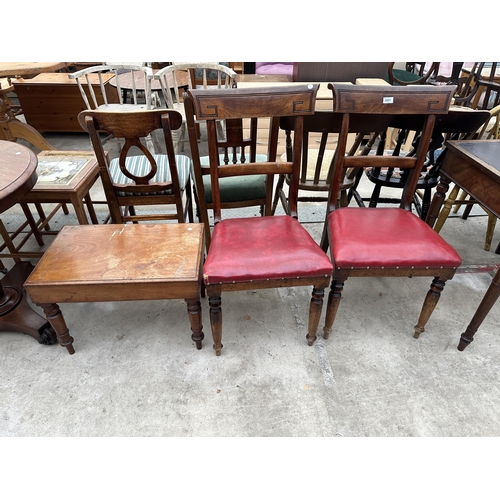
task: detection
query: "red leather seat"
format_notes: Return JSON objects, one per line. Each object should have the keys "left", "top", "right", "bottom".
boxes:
{"left": 328, "top": 208, "right": 462, "bottom": 270}
{"left": 204, "top": 216, "right": 333, "bottom": 285}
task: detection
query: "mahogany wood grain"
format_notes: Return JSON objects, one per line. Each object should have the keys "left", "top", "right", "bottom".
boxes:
{"left": 24, "top": 223, "right": 205, "bottom": 354}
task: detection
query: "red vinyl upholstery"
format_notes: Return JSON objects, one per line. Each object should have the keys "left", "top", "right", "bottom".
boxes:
{"left": 328, "top": 208, "right": 462, "bottom": 270}
{"left": 204, "top": 216, "right": 333, "bottom": 285}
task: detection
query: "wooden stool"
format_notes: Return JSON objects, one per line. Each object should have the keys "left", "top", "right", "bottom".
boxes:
{"left": 24, "top": 223, "right": 205, "bottom": 354}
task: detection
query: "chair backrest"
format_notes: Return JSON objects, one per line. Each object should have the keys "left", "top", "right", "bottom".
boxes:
{"left": 77, "top": 109, "right": 184, "bottom": 205}
{"left": 278, "top": 110, "right": 396, "bottom": 190}
{"left": 185, "top": 84, "right": 319, "bottom": 223}
{"left": 478, "top": 104, "right": 500, "bottom": 140}
{"left": 387, "top": 62, "right": 441, "bottom": 85}
{"left": 154, "top": 63, "right": 237, "bottom": 108}
{"left": 326, "top": 83, "right": 455, "bottom": 214}
{"left": 69, "top": 63, "right": 154, "bottom": 110}
{"left": 454, "top": 62, "right": 500, "bottom": 110}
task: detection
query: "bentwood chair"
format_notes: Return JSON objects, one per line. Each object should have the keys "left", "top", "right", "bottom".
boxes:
{"left": 78, "top": 109, "right": 193, "bottom": 224}
{"left": 184, "top": 90, "right": 269, "bottom": 251}
{"left": 320, "top": 84, "right": 462, "bottom": 346}
{"left": 154, "top": 63, "right": 237, "bottom": 152}
{"left": 187, "top": 85, "right": 333, "bottom": 355}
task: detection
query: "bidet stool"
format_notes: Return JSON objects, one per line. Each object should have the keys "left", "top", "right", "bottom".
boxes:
{"left": 24, "top": 223, "right": 205, "bottom": 354}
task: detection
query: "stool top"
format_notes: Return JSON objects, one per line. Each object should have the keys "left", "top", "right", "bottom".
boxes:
{"left": 24, "top": 223, "right": 205, "bottom": 303}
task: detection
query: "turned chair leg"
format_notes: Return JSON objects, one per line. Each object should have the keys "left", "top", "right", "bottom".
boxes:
{"left": 208, "top": 294, "right": 223, "bottom": 356}
{"left": 306, "top": 286, "right": 325, "bottom": 346}
{"left": 323, "top": 278, "right": 346, "bottom": 340}
{"left": 414, "top": 277, "right": 446, "bottom": 338}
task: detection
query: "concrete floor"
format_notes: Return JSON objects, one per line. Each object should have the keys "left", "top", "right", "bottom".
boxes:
{"left": 1, "top": 125, "right": 500, "bottom": 440}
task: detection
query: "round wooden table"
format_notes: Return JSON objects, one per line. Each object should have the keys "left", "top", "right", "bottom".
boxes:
{"left": 0, "top": 140, "right": 57, "bottom": 345}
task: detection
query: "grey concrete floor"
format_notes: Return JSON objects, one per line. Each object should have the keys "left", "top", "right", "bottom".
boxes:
{"left": 1, "top": 124, "right": 500, "bottom": 442}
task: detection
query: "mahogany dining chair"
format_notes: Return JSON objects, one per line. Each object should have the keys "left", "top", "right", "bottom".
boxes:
{"left": 185, "top": 84, "right": 333, "bottom": 355}
{"left": 320, "top": 83, "right": 462, "bottom": 346}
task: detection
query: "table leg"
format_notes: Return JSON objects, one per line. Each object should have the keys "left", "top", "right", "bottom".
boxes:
{"left": 458, "top": 267, "right": 500, "bottom": 351}
{"left": 0, "top": 261, "right": 57, "bottom": 345}
{"left": 185, "top": 298, "right": 204, "bottom": 350}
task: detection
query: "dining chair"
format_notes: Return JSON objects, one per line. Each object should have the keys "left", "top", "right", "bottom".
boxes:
{"left": 69, "top": 63, "right": 154, "bottom": 110}
{"left": 362, "top": 106, "right": 491, "bottom": 221}
{"left": 154, "top": 63, "right": 237, "bottom": 152}
{"left": 186, "top": 84, "right": 333, "bottom": 355}
{"left": 184, "top": 89, "right": 270, "bottom": 251}
{"left": 77, "top": 108, "right": 193, "bottom": 224}
{"left": 320, "top": 83, "right": 462, "bottom": 346}
{"left": 387, "top": 62, "right": 441, "bottom": 86}
{"left": 453, "top": 62, "right": 500, "bottom": 111}
{"left": 271, "top": 110, "right": 390, "bottom": 217}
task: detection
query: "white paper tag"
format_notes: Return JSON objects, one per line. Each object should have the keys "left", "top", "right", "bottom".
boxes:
{"left": 383, "top": 97, "right": 394, "bottom": 104}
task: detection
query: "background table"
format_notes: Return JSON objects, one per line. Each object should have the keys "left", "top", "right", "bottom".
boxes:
{"left": 427, "top": 139, "right": 500, "bottom": 350}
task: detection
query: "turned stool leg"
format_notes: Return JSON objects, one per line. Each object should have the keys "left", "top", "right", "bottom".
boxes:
{"left": 39, "top": 303, "right": 75, "bottom": 354}
{"left": 185, "top": 298, "right": 204, "bottom": 350}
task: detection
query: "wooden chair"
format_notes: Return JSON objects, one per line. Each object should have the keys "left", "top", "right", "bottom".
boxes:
{"left": 453, "top": 62, "right": 500, "bottom": 111}
{"left": 271, "top": 111, "right": 392, "bottom": 216}
{"left": 77, "top": 109, "right": 193, "bottom": 224}
{"left": 154, "top": 63, "right": 237, "bottom": 152}
{"left": 69, "top": 63, "right": 153, "bottom": 110}
{"left": 320, "top": 83, "right": 462, "bottom": 346}
{"left": 187, "top": 85, "right": 333, "bottom": 355}
{"left": 69, "top": 63, "right": 157, "bottom": 153}
{"left": 387, "top": 62, "right": 441, "bottom": 86}
{"left": 184, "top": 89, "right": 269, "bottom": 251}
{"left": 363, "top": 106, "right": 491, "bottom": 221}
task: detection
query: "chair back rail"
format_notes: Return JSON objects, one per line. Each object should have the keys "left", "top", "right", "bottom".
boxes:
{"left": 187, "top": 84, "right": 319, "bottom": 224}
{"left": 327, "top": 84, "right": 456, "bottom": 213}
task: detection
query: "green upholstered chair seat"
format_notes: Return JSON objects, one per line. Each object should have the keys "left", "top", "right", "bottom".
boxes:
{"left": 200, "top": 154, "right": 268, "bottom": 203}
{"left": 388, "top": 69, "right": 423, "bottom": 85}
{"left": 109, "top": 154, "right": 191, "bottom": 197}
